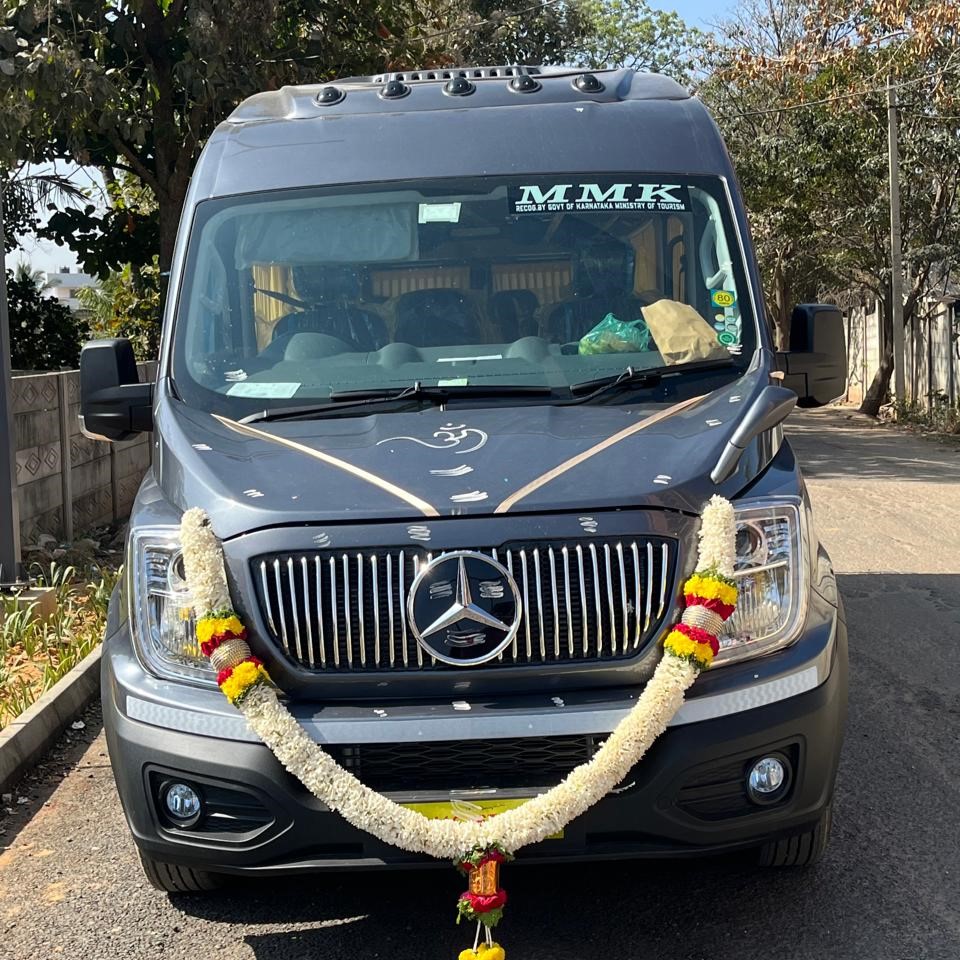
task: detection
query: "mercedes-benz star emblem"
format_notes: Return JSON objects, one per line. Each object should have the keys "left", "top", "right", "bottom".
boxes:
{"left": 407, "top": 551, "right": 522, "bottom": 666}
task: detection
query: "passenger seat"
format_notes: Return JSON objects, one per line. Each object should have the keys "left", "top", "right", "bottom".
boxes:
{"left": 393, "top": 289, "right": 482, "bottom": 347}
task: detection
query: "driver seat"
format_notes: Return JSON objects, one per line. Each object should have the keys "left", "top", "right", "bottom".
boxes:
{"left": 272, "top": 266, "right": 387, "bottom": 351}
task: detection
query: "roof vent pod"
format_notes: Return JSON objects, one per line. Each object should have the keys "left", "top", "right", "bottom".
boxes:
{"left": 509, "top": 74, "right": 541, "bottom": 94}
{"left": 573, "top": 73, "right": 605, "bottom": 94}
{"left": 316, "top": 86, "right": 345, "bottom": 106}
{"left": 443, "top": 76, "right": 476, "bottom": 96}
{"left": 379, "top": 79, "right": 410, "bottom": 100}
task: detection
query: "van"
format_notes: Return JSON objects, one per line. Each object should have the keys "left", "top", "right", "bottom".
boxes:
{"left": 80, "top": 66, "right": 848, "bottom": 891}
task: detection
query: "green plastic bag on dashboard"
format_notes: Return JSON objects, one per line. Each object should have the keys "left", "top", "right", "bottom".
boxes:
{"left": 578, "top": 313, "right": 653, "bottom": 355}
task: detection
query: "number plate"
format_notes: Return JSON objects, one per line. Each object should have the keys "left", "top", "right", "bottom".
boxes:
{"left": 401, "top": 797, "right": 563, "bottom": 838}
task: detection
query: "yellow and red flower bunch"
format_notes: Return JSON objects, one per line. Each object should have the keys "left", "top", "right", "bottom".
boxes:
{"left": 196, "top": 608, "right": 271, "bottom": 705}
{"left": 663, "top": 569, "right": 738, "bottom": 668}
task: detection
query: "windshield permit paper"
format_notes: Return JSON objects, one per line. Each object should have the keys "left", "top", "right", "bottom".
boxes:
{"left": 226, "top": 381, "right": 301, "bottom": 398}
{"left": 509, "top": 181, "right": 691, "bottom": 215}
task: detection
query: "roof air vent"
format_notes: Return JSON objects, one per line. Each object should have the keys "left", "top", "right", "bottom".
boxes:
{"left": 573, "top": 73, "right": 605, "bottom": 94}
{"left": 509, "top": 74, "right": 541, "bottom": 94}
{"left": 443, "top": 76, "right": 475, "bottom": 97}
{"left": 380, "top": 79, "right": 410, "bottom": 100}
{"left": 316, "top": 86, "right": 345, "bottom": 106}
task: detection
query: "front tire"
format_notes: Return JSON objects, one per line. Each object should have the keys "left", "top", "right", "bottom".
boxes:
{"left": 139, "top": 851, "right": 224, "bottom": 892}
{"left": 757, "top": 804, "right": 833, "bottom": 867}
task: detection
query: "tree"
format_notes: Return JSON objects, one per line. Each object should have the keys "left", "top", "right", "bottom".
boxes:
{"left": 78, "top": 257, "right": 162, "bottom": 360}
{"left": 0, "top": 1, "right": 595, "bottom": 286}
{"left": 0, "top": 1, "right": 426, "bottom": 277}
{"left": 698, "top": 0, "right": 960, "bottom": 415}
{"left": 573, "top": 0, "right": 700, "bottom": 80}
{"left": 6, "top": 270, "right": 88, "bottom": 371}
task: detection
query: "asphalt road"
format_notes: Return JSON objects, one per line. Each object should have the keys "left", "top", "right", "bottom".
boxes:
{"left": 1, "top": 407, "right": 958, "bottom": 960}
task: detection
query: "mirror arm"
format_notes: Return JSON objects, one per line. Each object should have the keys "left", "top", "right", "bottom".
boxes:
{"left": 710, "top": 385, "right": 797, "bottom": 484}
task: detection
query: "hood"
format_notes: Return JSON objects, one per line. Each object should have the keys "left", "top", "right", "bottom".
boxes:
{"left": 154, "top": 370, "right": 774, "bottom": 540}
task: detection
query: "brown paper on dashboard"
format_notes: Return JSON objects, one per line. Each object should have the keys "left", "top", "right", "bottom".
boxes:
{"left": 641, "top": 299, "right": 729, "bottom": 365}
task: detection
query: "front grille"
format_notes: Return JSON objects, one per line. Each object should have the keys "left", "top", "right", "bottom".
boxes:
{"left": 252, "top": 537, "right": 676, "bottom": 673}
{"left": 326, "top": 735, "right": 604, "bottom": 792}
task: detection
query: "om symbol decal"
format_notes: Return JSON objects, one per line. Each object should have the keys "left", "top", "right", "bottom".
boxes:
{"left": 376, "top": 423, "right": 488, "bottom": 456}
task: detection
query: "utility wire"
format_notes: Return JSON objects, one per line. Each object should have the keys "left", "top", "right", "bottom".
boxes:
{"left": 716, "top": 61, "right": 960, "bottom": 120}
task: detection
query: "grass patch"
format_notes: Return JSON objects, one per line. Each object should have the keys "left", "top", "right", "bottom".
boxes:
{"left": 0, "top": 562, "right": 119, "bottom": 730}
{"left": 892, "top": 393, "right": 960, "bottom": 437}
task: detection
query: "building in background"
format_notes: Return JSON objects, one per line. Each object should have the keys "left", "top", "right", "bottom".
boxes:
{"left": 43, "top": 267, "right": 98, "bottom": 311}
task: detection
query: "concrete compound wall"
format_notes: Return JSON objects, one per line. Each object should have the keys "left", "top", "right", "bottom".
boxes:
{"left": 844, "top": 300, "right": 958, "bottom": 408}
{"left": 11, "top": 363, "right": 156, "bottom": 545}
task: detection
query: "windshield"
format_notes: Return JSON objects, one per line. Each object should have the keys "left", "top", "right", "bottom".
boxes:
{"left": 172, "top": 175, "right": 755, "bottom": 415}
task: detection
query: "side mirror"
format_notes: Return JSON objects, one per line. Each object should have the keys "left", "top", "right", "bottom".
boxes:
{"left": 778, "top": 304, "right": 847, "bottom": 407}
{"left": 79, "top": 339, "right": 154, "bottom": 442}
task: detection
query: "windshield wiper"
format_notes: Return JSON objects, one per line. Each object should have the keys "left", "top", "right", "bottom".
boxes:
{"left": 565, "top": 357, "right": 737, "bottom": 404}
{"left": 240, "top": 381, "right": 553, "bottom": 423}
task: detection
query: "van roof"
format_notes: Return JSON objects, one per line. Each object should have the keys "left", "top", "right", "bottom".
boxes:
{"left": 194, "top": 67, "right": 733, "bottom": 200}
{"left": 227, "top": 66, "right": 690, "bottom": 123}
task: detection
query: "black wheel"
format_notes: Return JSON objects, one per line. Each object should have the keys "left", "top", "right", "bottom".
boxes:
{"left": 138, "top": 851, "right": 224, "bottom": 892}
{"left": 757, "top": 804, "right": 833, "bottom": 867}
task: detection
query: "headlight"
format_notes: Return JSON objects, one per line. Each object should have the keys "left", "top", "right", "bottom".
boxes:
{"left": 128, "top": 527, "right": 216, "bottom": 685}
{"left": 713, "top": 499, "right": 807, "bottom": 666}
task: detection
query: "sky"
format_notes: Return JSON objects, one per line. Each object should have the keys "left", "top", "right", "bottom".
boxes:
{"left": 6, "top": 0, "right": 734, "bottom": 277}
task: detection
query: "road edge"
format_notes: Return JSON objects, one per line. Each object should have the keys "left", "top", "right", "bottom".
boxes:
{"left": 0, "top": 645, "right": 102, "bottom": 794}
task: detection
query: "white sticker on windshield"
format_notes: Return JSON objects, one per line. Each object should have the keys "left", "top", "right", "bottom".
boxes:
{"left": 419, "top": 202, "right": 462, "bottom": 224}
{"left": 226, "top": 382, "right": 301, "bottom": 398}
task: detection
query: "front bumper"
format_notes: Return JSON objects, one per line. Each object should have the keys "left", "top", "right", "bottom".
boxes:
{"left": 102, "top": 589, "right": 847, "bottom": 873}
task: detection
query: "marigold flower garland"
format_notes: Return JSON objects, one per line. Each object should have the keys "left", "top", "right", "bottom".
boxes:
{"left": 179, "top": 496, "right": 737, "bottom": 957}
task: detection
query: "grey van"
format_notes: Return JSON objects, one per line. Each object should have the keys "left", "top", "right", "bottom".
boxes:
{"left": 80, "top": 66, "right": 848, "bottom": 892}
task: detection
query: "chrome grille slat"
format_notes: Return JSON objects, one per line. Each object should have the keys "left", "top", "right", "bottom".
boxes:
{"left": 274, "top": 559, "right": 290, "bottom": 654}
{"left": 300, "top": 557, "right": 315, "bottom": 668}
{"left": 386, "top": 554, "right": 395, "bottom": 666}
{"left": 519, "top": 550, "right": 532, "bottom": 659}
{"left": 532, "top": 548, "right": 546, "bottom": 660}
{"left": 329, "top": 557, "right": 340, "bottom": 667}
{"left": 603, "top": 544, "right": 616, "bottom": 653}
{"left": 576, "top": 544, "right": 588, "bottom": 655}
{"left": 286, "top": 558, "right": 304, "bottom": 662}
{"left": 314, "top": 557, "right": 326, "bottom": 667}
{"left": 616, "top": 543, "right": 628, "bottom": 654}
{"left": 548, "top": 547, "right": 560, "bottom": 658}
{"left": 645, "top": 542, "right": 654, "bottom": 632}
{"left": 259, "top": 561, "right": 277, "bottom": 636}
{"left": 356, "top": 554, "right": 366, "bottom": 667}
{"left": 253, "top": 537, "right": 676, "bottom": 673}
{"left": 589, "top": 544, "right": 602, "bottom": 656}
{"left": 658, "top": 542, "right": 669, "bottom": 618}
{"left": 371, "top": 555, "right": 380, "bottom": 666}
{"left": 630, "top": 542, "right": 641, "bottom": 649}
{"left": 505, "top": 551, "right": 518, "bottom": 659}
{"left": 342, "top": 555, "right": 353, "bottom": 667}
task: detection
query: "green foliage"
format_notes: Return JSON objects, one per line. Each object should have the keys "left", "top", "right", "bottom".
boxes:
{"left": 425, "top": 0, "right": 592, "bottom": 66}
{"left": 78, "top": 257, "right": 162, "bottom": 359}
{"left": 5, "top": 270, "right": 88, "bottom": 371}
{"left": 0, "top": 563, "right": 118, "bottom": 728}
{"left": 698, "top": 0, "right": 960, "bottom": 356}
{"left": 574, "top": 0, "right": 701, "bottom": 79}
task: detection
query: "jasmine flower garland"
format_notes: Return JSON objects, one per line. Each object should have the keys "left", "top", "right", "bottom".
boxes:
{"left": 179, "top": 496, "right": 738, "bottom": 957}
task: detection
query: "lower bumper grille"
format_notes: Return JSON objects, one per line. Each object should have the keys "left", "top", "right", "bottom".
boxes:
{"left": 326, "top": 735, "right": 605, "bottom": 792}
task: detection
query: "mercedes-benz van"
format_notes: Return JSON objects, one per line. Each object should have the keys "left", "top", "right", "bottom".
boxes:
{"left": 81, "top": 66, "right": 848, "bottom": 892}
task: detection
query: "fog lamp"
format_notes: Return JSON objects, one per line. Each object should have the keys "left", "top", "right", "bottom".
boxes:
{"left": 747, "top": 756, "right": 786, "bottom": 801}
{"left": 163, "top": 782, "right": 202, "bottom": 822}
